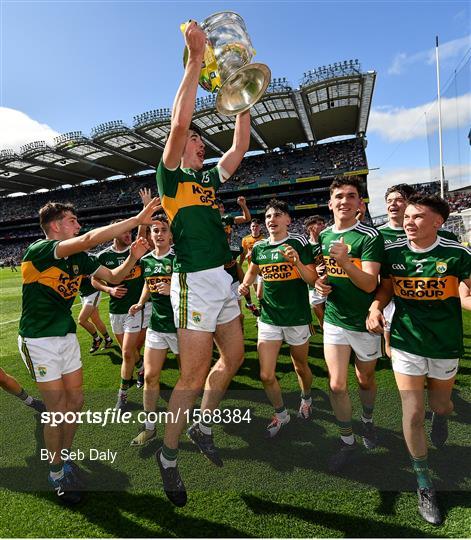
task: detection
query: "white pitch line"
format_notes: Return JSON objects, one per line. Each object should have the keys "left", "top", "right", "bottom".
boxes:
{"left": 0, "top": 297, "right": 110, "bottom": 326}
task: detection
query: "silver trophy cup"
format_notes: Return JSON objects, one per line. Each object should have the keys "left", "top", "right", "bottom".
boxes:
{"left": 199, "top": 12, "right": 271, "bottom": 116}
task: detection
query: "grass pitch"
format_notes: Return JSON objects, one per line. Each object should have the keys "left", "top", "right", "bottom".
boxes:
{"left": 0, "top": 267, "right": 470, "bottom": 538}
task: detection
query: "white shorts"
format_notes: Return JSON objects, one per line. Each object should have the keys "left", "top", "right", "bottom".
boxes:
{"left": 391, "top": 348, "right": 459, "bottom": 380}
{"left": 258, "top": 320, "right": 311, "bottom": 346}
{"left": 383, "top": 300, "right": 395, "bottom": 332}
{"left": 80, "top": 291, "right": 101, "bottom": 307}
{"left": 145, "top": 328, "right": 179, "bottom": 354}
{"left": 143, "top": 302, "right": 152, "bottom": 329}
{"left": 323, "top": 321, "right": 381, "bottom": 362}
{"left": 18, "top": 334, "right": 81, "bottom": 383}
{"left": 309, "top": 288, "right": 327, "bottom": 306}
{"left": 231, "top": 281, "right": 241, "bottom": 300}
{"left": 110, "top": 311, "right": 145, "bottom": 335}
{"left": 171, "top": 266, "right": 240, "bottom": 332}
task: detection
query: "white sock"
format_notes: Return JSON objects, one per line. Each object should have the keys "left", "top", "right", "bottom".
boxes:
{"left": 301, "top": 397, "right": 312, "bottom": 405}
{"left": 24, "top": 396, "right": 33, "bottom": 406}
{"left": 49, "top": 468, "right": 64, "bottom": 481}
{"left": 145, "top": 420, "right": 155, "bottom": 431}
{"left": 341, "top": 434, "right": 355, "bottom": 445}
{"left": 160, "top": 454, "right": 176, "bottom": 469}
{"left": 199, "top": 422, "right": 212, "bottom": 435}
{"left": 361, "top": 415, "right": 373, "bottom": 424}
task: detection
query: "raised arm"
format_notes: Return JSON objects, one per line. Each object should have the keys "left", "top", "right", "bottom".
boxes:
{"left": 162, "top": 22, "right": 206, "bottom": 170}
{"left": 234, "top": 196, "right": 251, "bottom": 224}
{"left": 93, "top": 238, "right": 149, "bottom": 285}
{"left": 218, "top": 111, "right": 251, "bottom": 179}
{"left": 55, "top": 198, "right": 161, "bottom": 259}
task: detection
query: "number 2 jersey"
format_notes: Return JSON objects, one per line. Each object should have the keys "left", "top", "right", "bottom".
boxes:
{"left": 251, "top": 233, "right": 314, "bottom": 326}
{"left": 19, "top": 239, "right": 101, "bottom": 338}
{"left": 318, "top": 222, "right": 384, "bottom": 332}
{"left": 382, "top": 236, "right": 471, "bottom": 358}
{"left": 141, "top": 250, "right": 176, "bottom": 333}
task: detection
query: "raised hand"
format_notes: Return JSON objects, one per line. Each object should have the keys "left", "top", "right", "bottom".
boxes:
{"left": 329, "top": 237, "right": 349, "bottom": 266}
{"left": 139, "top": 187, "right": 152, "bottom": 207}
{"left": 237, "top": 196, "right": 246, "bottom": 207}
{"left": 136, "top": 197, "right": 162, "bottom": 225}
{"left": 131, "top": 237, "right": 150, "bottom": 260}
{"left": 184, "top": 20, "right": 206, "bottom": 57}
{"left": 280, "top": 243, "right": 300, "bottom": 266}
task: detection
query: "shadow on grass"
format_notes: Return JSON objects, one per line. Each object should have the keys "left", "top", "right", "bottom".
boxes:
{"left": 242, "top": 494, "right": 443, "bottom": 538}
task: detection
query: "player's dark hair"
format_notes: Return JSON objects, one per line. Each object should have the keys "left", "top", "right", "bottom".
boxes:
{"left": 385, "top": 183, "right": 416, "bottom": 201}
{"left": 188, "top": 122, "right": 203, "bottom": 138}
{"left": 407, "top": 194, "right": 450, "bottom": 222}
{"left": 251, "top": 218, "right": 261, "bottom": 225}
{"left": 329, "top": 176, "right": 362, "bottom": 196}
{"left": 265, "top": 198, "right": 290, "bottom": 215}
{"left": 304, "top": 215, "right": 325, "bottom": 229}
{"left": 151, "top": 213, "right": 169, "bottom": 226}
{"left": 39, "top": 202, "right": 76, "bottom": 233}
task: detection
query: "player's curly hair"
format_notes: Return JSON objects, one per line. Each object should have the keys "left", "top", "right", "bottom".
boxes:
{"left": 39, "top": 202, "right": 76, "bottom": 233}
{"left": 407, "top": 194, "right": 450, "bottom": 222}
{"left": 304, "top": 215, "right": 325, "bottom": 229}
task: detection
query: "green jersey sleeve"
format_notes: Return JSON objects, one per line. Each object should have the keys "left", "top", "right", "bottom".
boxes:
{"left": 299, "top": 240, "right": 315, "bottom": 265}
{"left": 361, "top": 233, "right": 384, "bottom": 263}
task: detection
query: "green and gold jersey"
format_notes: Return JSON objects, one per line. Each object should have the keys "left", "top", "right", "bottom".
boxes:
{"left": 251, "top": 233, "right": 314, "bottom": 326}
{"left": 221, "top": 214, "right": 235, "bottom": 237}
{"left": 224, "top": 244, "right": 243, "bottom": 284}
{"left": 382, "top": 236, "right": 471, "bottom": 358}
{"left": 378, "top": 222, "right": 459, "bottom": 245}
{"left": 141, "top": 250, "right": 176, "bottom": 333}
{"left": 79, "top": 275, "right": 97, "bottom": 297}
{"left": 319, "top": 222, "right": 384, "bottom": 331}
{"left": 156, "top": 161, "right": 231, "bottom": 273}
{"left": 97, "top": 246, "right": 143, "bottom": 314}
{"left": 19, "top": 239, "right": 101, "bottom": 338}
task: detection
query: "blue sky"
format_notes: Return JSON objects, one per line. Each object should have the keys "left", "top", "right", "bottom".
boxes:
{"left": 1, "top": 0, "right": 469, "bottom": 215}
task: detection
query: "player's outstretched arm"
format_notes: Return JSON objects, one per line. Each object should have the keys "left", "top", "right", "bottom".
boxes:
{"left": 234, "top": 196, "right": 251, "bottom": 224}
{"left": 366, "top": 277, "right": 394, "bottom": 334}
{"left": 239, "top": 262, "right": 259, "bottom": 296}
{"left": 219, "top": 111, "right": 251, "bottom": 179}
{"left": 94, "top": 238, "right": 150, "bottom": 285}
{"left": 163, "top": 21, "right": 206, "bottom": 170}
{"left": 55, "top": 198, "right": 161, "bottom": 259}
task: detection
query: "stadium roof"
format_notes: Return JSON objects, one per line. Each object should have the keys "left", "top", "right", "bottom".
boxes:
{"left": 0, "top": 60, "right": 376, "bottom": 195}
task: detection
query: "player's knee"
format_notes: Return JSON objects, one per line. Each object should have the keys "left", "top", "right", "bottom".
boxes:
{"left": 405, "top": 409, "right": 425, "bottom": 429}
{"left": 356, "top": 372, "right": 375, "bottom": 389}
{"left": 329, "top": 380, "right": 347, "bottom": 395}
{"left": 144, "top": 372, "right": 159, "bottom": 388}
{"left": 260, "top": 370, "right": 276, "bottom": 385}
{"left": 430, "top": 402, "right": 452, "bottom": 416}
{"left": 67, "top": 393, "right": 84, "bottom": 412}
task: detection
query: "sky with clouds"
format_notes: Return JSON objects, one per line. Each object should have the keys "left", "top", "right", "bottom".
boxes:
{"left": 0, "top": 0, "right": 469, "bottom": 215}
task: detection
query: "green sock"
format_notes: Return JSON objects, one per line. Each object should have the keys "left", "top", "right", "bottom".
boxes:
{"left": 120, "top": 378, "right": 131, "bottom": 392}
{"left": 411, "top": 455, "right": 433, "bottom": 489}
{"left": 338, "top": 420, "right": 353, "bottom": 438}
{"left": 162, "top": 444, "right": 178, "bottom": 462}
